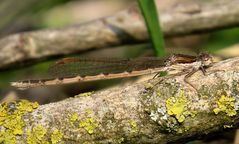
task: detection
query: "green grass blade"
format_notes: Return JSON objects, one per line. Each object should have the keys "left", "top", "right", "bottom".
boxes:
{"left": 137, "top": 0, "right": 166, "bottom": 57}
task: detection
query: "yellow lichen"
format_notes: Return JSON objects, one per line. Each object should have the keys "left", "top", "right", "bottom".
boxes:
{"left": 27, "top": 125, "right": 48, "bottom": 144}
{"left": 0, "top": 103, "right": 8, "bottom": 124}
{"left": 51, "top": 129, "right": 63, "bottom": 144}
{"left": 0, "top": 100, "right": 39, "bottom": 143}
{"left": 130, "top": 120, "right": 138, "bottom": 133}
{"left": 223, "top": 125, "right": 233, "bottom": 129}
{"left": 0, "top": 103, "right": 11, "bottom": 126}
{"left": 4, "top": 114, "right": 25, "bottom": 135}
{"left": 17, "top": 100, "right": 39, "bottom": 113}
{"left": 76, "top": 92, "right": 94, "bottom": 97}
{"left": 166, "top": 91, "right": 188, "bottom": 123}
{"left": 69, "top": 112, "right": 79, "bottom": 124}
{"left": 0, "top": 129, "right": 16, "bottom": 144}
{"left": 213, "top": 95, "right": 236, "bottom": 116}
{"left": 79, "top": 118, "right": 98, "bottom": 134}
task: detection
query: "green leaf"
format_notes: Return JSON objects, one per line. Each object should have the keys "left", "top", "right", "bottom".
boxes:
{"left": 137, "top": 0, "right": 166, "bottom": 57}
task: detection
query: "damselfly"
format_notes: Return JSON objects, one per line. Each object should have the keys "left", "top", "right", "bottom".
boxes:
{"left": 11, "top": 53, "right": 213, "bottom": 89}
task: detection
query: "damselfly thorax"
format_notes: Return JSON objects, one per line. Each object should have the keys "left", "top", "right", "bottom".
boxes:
{"left": 11, "top": 53, "right": 213, "bottom": 90}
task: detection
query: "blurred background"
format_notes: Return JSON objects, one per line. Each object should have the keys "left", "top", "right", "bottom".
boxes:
{"left": 0, "top": 0, "right": 239, "bottom": 143}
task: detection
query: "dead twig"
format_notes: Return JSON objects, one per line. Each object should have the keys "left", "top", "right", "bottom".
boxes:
{"left": 1, "top": 0, "right": 239, "bottom": 69}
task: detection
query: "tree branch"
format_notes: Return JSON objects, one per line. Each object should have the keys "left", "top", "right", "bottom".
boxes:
{"left": 1, "top": 57, "right": 239, "bottom": 143}
{"left": 1, "top": 0, "right": 239, "bottom": 69}
{"left": 0, "top": 0, "right": 73, "bottom": 37}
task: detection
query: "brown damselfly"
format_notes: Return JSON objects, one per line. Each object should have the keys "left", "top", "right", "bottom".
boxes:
{"left": 11, "top": 53, "right": 213, "bottom": 90}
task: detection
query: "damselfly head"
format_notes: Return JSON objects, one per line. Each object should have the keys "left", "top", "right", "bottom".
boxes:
{"left": 198, "top": 53, "right": 213, "bottom": 67}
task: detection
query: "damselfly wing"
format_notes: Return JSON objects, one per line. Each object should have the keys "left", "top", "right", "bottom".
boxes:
{"left": 11, "top": 57, "right": 167, "bottom": 89}
{"left": 48, "top": 57, "right": 166, "bottom": 78}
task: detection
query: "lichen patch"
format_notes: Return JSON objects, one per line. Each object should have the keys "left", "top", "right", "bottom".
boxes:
{"left": 51, "top": 129, "right": 63, "bottom": 144}
{"left": 27, "top": 125, "right": 47, "bottom": 144}
{"left": 0, "top": 129, "right": 16, "bottom": 144}
{"left": 0, "top": 100, "right": 39, "bottom": 143}
{"left": 130, "top": 120, "right": 138, "bottom": 133}
{"left": 79, "top": 117, "right": 98, "bottom": 134}
{"left": 69, "top": 112, "right": 79, "bottom": 126}
{"left": 213, "top": 95, "right": 237, "bottom": 116}
{"left": 166, "top": 91, "right": 188, "bottom": 123}
{"left": 75, "top": 92, "right": 94, "bottom": 97}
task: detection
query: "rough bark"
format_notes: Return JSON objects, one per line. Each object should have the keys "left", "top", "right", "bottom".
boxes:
{"left": 1, "top": 57, "right": 239, "bottom": 143}
{"left": 1, "top": 0, "right": 239, "bottom": 69}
